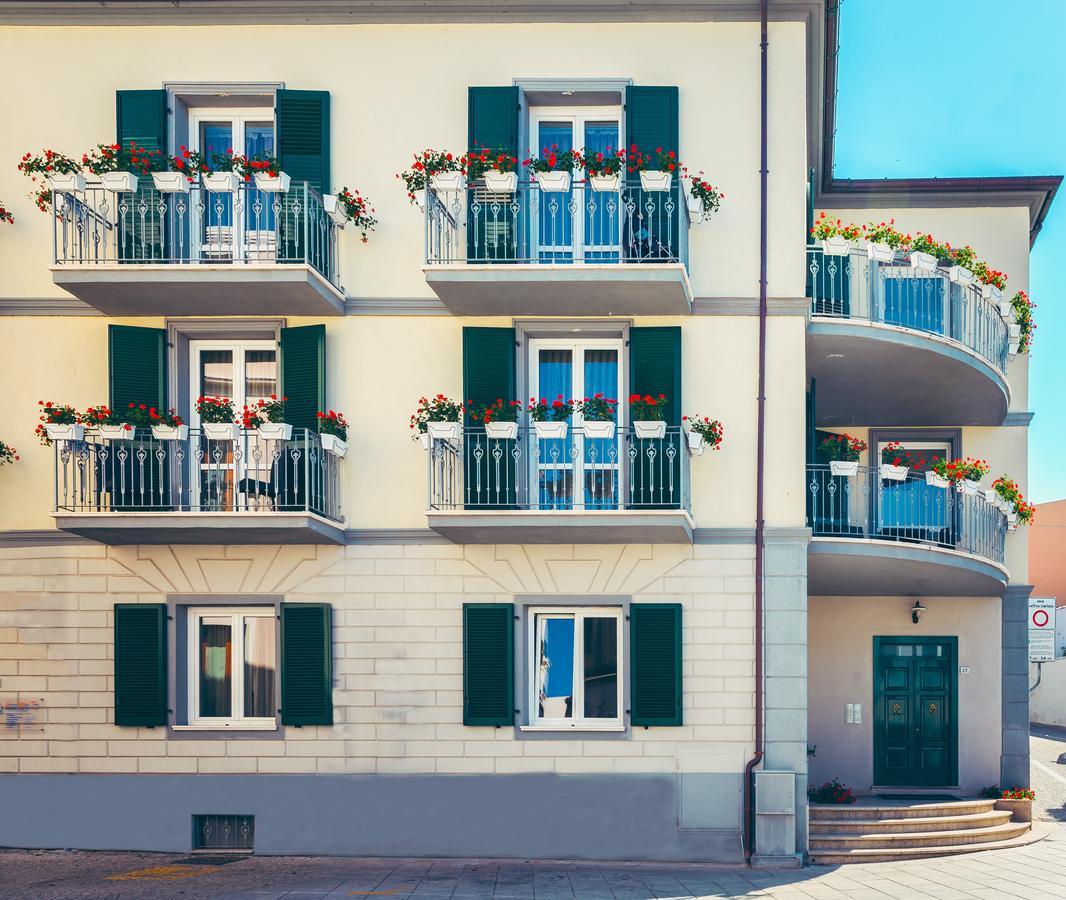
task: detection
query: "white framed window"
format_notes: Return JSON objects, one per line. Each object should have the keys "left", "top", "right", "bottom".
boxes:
{"left": 187, "top": 607, "right": 277, "bottom": 728}
{"left": 877, "top": 439, "right": 953, "bottom": 532}
{"left": 527, "top": 606, "right": 623, "bottom": 731}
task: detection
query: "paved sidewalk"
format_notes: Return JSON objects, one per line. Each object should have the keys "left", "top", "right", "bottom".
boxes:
{"left": 1, "top": 826, "right": 1064, "bottom": 900}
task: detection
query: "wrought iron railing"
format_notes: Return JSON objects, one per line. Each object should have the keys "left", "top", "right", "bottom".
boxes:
{"left": 425, "top": 178, "right": 689, "bottom": 266}
{"left": 53, "top": 428, "right": 342, "bottom": 522}
{"left": 51, "top": 181, "right": 340, "bottom": 287}
{"left": 806, "top": 245, "right": 1009, "bottom": 373}
{"left": 806, "top": 464, "right": 1006, "bottom": 565}
{"left": 427, "top": 425, "right": 691, "bottom": 512}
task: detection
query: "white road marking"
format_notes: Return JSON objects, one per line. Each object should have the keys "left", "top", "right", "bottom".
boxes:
{"left": 1032, "top": 757, "right": 1066, "bottom": 787}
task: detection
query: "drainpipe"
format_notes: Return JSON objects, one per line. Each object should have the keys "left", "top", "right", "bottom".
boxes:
{"left": 743, "top": 0, "right": 769, "bottom": 865}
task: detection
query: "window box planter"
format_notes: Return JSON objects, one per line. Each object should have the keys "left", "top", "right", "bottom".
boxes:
{"left": 47, "top": 173, "right": 85, "bottom": 193}
{"left": 1009, "top": 323, "right": 1022, "bottom": 340}
{"left": 202, "top": 422, "right": 238, "bottom": 441}
{"left": 323, "top": 195, "right": 349, "bottom": 227}
{"left": 687, "top": 195, "right": 704, "bottom": 225}
{"left": 257, "top": 422, "right": 293, "bottom": 441}
{"left": 589, "top": 173, "right": 621, "bottom": 192}
{"left": 253, "top": 171, "right": 290, "bottom": 193}
{"left": 1008, "top": 340, "right": 1021, "bottom": 357}
{"left": 995, "top": 798, "right": 1032, "bottom": 823}
{"left": 203, "top": 172, "right": 240, "bottom": 193}
{"left": 879, "top": 463, "right": 909, "bottom": 481}
{"left": 533, "top": 421, "right": 568, "bottom": 440}
{"left": 948, "top": 265, "right": 975, "bottom": 286}
{"left": 830, "top": 460, "right": 860, "bottom": 477}
{"left": 998, "top": 300, "right": 1014, "bottom": 320}
{"left": 639, "top": 170, "right": 672, "bottom": 192}
{"left": 910, "top": 251, "right": 938, "bottom": 272}
{"left": 583, "top": 421, "right": 616, "bottom": 440}
{"left": 633, "top": 421, "right": 667, "bottom": 440}
{"left": 426, "top": 421, "right": 461, "bottom": 442}
{"left": 98, "top": 424, "right": 133, "bottom": 441}
{"left": 821, "top": 236, "right": 853, "bottom": 257}
{"left": 430, "top": 172, "right": 465, "bottom": 193}
{"left": 484, "top": 421, "right": 519, "bottom": 440}
{"left": 320, "top": 433, "right": 348, "bottom": 458}
{"left": 535, "top": 171, "right": 572, "bottom": 193}
{"left": 956, "top": 478, "right": 981, "bottom": 496}
{"left": 152, "top": 171, "right": 192, "bottom": 193}
{"left": 866, "top": 241, "right": 895, "bottom": 263}
{"left": 981, "top": 283, "right": 1003, "bottom": 303}
{"left": 983, "top": 488, "right": 1001, "bottom": 506}
{"left": 925, "top": 471, "right": 951, "bottom": 489}
{"left": 45, "top": 423, "right": 84, "bottom": 442}
{"left": 100, "top": 172, "right": 139, "bottom": 193}
{"left": 1007, "top": 511, "right": 1018, "bottom": 530}
{"left": 482, "top": 171, "right": 518, "bottom": 193}
{"left": 151, "top": 424, "right": 188, "bottom": 441}
{"left": 687, "top": 431, "right": 706, "bottom": 455}
{"left": 411, "top": 188, "right": 426, "bottom": 209}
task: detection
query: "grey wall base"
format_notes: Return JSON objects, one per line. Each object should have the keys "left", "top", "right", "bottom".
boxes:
{"left": 0, "top": 773, "right": 742, "bottom": 862}
{"left": 1002, "top": 585, "right": 1034, "bottom": 788}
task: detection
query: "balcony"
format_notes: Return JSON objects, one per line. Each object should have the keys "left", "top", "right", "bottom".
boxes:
{"left": 805, "top": 464, "right": 1008, "bottom": 597}
{"left": 806, "top": 246, "right": 1011, "bottom": 426}
{"left": 423, "top": 179, "right": 692, "bottom": 316}
{"left": 52, "top": 428, "right": 344, "bottom": 544}
{"left": 50, "top": 182, "right": 345, "bottom": 315}
{"left": 425, "top": 425, "right": 693, "bottom": 543}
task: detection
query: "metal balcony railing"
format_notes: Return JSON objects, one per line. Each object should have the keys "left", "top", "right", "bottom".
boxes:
{"left": 428, "top": 425, "right": 691, "bottom": 513}
{"left": 51, "top": 181, "right": 340, "bottom": 287}
{"left": 53, "top": 428, "right": 342, "bottom": 522}
{"left": 806, "top": 245, "right": 1009, "bottom": 373}
{"left": 425, "top": 178, "right": 689, "bottom": 267}
{"left": 806, "top": 463, "right": 1006, "bottom": 565}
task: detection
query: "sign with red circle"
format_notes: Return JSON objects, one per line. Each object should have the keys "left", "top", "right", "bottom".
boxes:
{"left": 1029, "top": 597, "right": 1056, "bottom": 662}
{"left": 1032, "top": 609, "right": 1050, "bottom": 628}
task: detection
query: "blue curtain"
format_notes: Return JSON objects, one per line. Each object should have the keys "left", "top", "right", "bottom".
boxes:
{"left": 537, "top": 349, "right": 574, "bottom": 509}
{"left": 244, "top": 123, "right": 276, "bottom": 232}
{"left": 536, "top": 122, "right": 574, "bottom": 262}
{"left": 583, "top": 122, "right": 620, "bottom": 262}
{"left": 582, "top": 349, "right": 619, "bottom": 509}
{"left": 201, "top": 123, "right": 234, "bottom": 230}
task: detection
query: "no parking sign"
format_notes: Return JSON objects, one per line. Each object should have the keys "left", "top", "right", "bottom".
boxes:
{"left": 1029, "top": 597, "right": 1056, "bottom": 662}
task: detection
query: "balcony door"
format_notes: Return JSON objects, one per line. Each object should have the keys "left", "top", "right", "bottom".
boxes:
{"left": 528, "top": 338, "right": 622, "bottom": 510}
{"left": 189, "top": 109, "right": 276, "bottom": 262}
{"left": 189, "top": 340, "right": 278, "bottom": 511}
{"left": 528, "top": 108, "right": 621, "bottom": 263}
{"left": 876, "top": 440, "right": 953, "bottom": 545}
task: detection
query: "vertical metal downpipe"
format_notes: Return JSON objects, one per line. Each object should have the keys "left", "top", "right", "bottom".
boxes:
{"left": 743, "top": 0, "right": 769, "bottom": 865}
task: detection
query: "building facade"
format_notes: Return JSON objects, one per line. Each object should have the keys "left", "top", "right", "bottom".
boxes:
{"left": 0, "top": 0, "right": 1052, "bottom": 864}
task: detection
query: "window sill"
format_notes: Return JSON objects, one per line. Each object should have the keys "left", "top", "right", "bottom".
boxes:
{"left": 172, "top": 723, "right": 278, "bottom": 732}
{"left": 519, "top": 724, "right": 625, "bottom": 733}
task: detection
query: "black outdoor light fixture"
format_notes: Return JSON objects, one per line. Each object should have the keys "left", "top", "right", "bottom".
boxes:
{"left": 910, "top": 600, "right": 927, "bottom": 624}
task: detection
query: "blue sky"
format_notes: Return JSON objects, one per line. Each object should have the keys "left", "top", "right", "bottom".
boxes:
{"left": 835, "top": 1, "right": 1064, "bottom": 503}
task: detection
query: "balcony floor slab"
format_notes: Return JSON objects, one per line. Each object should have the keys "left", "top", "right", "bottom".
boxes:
{"left": 53, "top": 511, "right": 345, "bottom": 545}
{"left": 426, "top": 509, "right": 694, "bottom": 544}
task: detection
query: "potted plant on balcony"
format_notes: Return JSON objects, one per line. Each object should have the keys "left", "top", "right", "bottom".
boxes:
{"left": 155, "top": 146, "right": 210, "bottom": 193}
{"left": 879, "top": 441, "right": 910, "bottom": 481}
{"left": 397, "top": 150, "right": 458, "bottom": 207}
{"left": 1009, "top": 291, "right": 1035, "bottom": 354}
{"left": 242, "top": 395, "right": 292, "bottom": 441}
{"left": 628, "top": 145, "right": 680, "bottom": 192}
{"left": 629, "top": 393, "right": 669, "bottom": 440}
{"left": 226, "top": 152, "right": 290, "bottom": 193}
{"left": 469, "top": 398, "right": 522, "bottom": 441}
{"left": 410, "top": 394, "right": 464, "bottom": 444}
{"left": 946, "top": 244, "right": 978, "bottom": 287}
{"left": 0, "top": 202, "right": 13, "bottom": 225}
{"left": 991, "top": 476, "right": 1018, "bottom": 514}
{"left": 0, "top": 440, "right": 19, "bottom": 467}
{"left": 524, "top": 145, "right": 580, "bottom": 193}
{"left": 466, "top": 146, "right": 519, "bottom": 194}
{"left": 907, "top": 232, "right": 944, "bottom": 272}
{"left": 972, "top": 260, "right": 1007, "bottom": 304}
{"left": 811, "top": 212, "right": 861, "bottom": 257}
{"left": 324, "top": 186, "right": 378, "bottom": 242}
{"left": 584, "top": 148, "right": 626, "bottom": 192}
{"left": 577, "top": 394, "right": 619, "bottom": 440}
{"left": 202, "top": 151, "right": 242, "bottom": 193}
{"left": 83, "top": 404, "right": 134, "bottom": 441}
{"left": 317, "top": 409, "right": 349, "bottom": 458}
{"left": 863, "top": 219, "right": 907, "bottom": 262}
{"left": 927, "top": 457, "right": 955, "bottom": 489}
{"left": 82, "top": 141, "right": 160, "bottom": 193}
{"left": 819, "top": 432, "right": 867, "bottom": 476}
{"left": 952, "top": 457, "right": 990, "bottom": 495}
{"left": 682, "top": 414, "right": 724, "bottom": 456}
{"left": 684, "top": 170, "right": 724, "bottom": 225}
{"left": 144, "top": 407, "right": 187, "bottom": 441}
{"left": 196, "top": 396, "right": 238, "bottom": 440}
{"left": 35, "top": 401, "right": 83, "bottom": 445}
{"left": 528, "top": 395, "right": 574, "bottom": 439}
{"left": 19, "top": 149, "right": 84, "bottom": 195}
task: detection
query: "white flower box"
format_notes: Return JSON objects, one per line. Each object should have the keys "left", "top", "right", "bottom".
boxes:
{"left": 202, "top": 422, "right": 238, "bottom": 441}
{"left": 100, "top": 172, "right": 139, "bottom": 193}
{"left": 983, "top": 488, "right": 1001, "bottom": 506}
{"left": 589, "top": 173, "right": 621, "bottom": 192}
{"left": 430, "top": 172, "right": 465, "bottom": 193}
{"left": 633, "top": 421, "right": 667, "bottom": 440}
{"left": 320, "top": 433, "right": 348, "bottom": 458}
{"left": 910, "top": 251, "right": 938, "bottom": 272}
{"left": 925, "top": 471, "right": 951, "bottom": 489}
{"left": 98, "top": 424, "right": 133, "bottom": 440}
{"left": 483, "top": 171, "right": 518, "bottom": 193}
{"left": 1009, "top": 323, "right": 1022, "bottom": 339}
{"left": 44, "top": 423, "right": 84, "bottom": 442}
{"left": 866, "top": 241, "right": 895, "bottom": 263}
{"left": 687, "top": 431, "right": 706, "bottom": 455}
{"left": 879, "top": 463, "right": 909, "bottom": 481}
{"left": 582, "top": 421, "right": 616, "bottom": 440}
{"left": 830, "top": 460, "right": 860, "bottom": 477}
{"left": 1007, "top": 511, "right": 1018, "bottom": 526}
{"left": 639, "top": 170, "right": 672, "bottom": 192}
{"left": 253, "top": 171, "right": 290, "bottom": 193}
{"left": 411, "top": 188, "right": 426, "bottom": 209}
{"left": 484, "top": 421, "right": 518, "bottom": 440}
{"left": 981, "top": 283, "right": 1003, "bottom": 303}
{"left": 47, "top": 173, "right": 85, "bottom": 193}
{"left": 152, "top": 171, "right": 192, "bottom": 193}
{"left": 426, "top": 421, "right": 461, "bottom": 442}
{"left": 535, "top": 171, "right": 572, "bottom": 193}
{"left": 956, "top": 478, "right": 981, "bottom": 496}
{"left": 821, "top": 236, "right": 853, "bottom": 257}
{"left": 257, "top": 422, "right": 293, "bottom": 441}
{"left": 948, "top": 265, "right": 975, "bottom": 286}
{"left": 203, "top": 172, "right": 240, "bottom": 193}
{"left": 151, "top": 424, "right": 188, "bottom": 441}
{"left": 323, "top": 195, "right": 349, "bottom": 227}
{"left": 998, "top": 300, "right": 1014, "bottom": 320}
{"left": 687, "top": 195, "right": 704, "bottom": 225}
{"left": 533, "top": 421, "right": 568, "bottom": 440}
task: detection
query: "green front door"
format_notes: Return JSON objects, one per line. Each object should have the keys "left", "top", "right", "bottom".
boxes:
{"left": 874, "top": 637, "right": 957, "bottom": 787}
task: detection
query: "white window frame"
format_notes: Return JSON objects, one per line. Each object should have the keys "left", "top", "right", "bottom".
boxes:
{"left": 525, "top": 606, "right": 623, "bottom": 732}
{"left": 186, "top": 606, "right": 277, "bottom": 729}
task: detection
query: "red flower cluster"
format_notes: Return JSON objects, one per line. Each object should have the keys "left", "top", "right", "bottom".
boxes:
{"left": 195, "top": 395, "right": 236, "bottom": 425}
{"left": 0, "top": 440, "right": 20, "bottom": 466}
{"left": 35, "top": 400, "right": 79, "bottom": 445}
{"left": 808, "top": 779, "right": 855, "bottom": 805}
{"left": 82, "top": 141, "right": 161, "bottom": 176}
{"left": 316, "top": 408, "right": 349, "bottom": 440}
{"left": 0, "top": 201, "right": 13, "bottom": 225}
{"left": 468, "top": 398, "right": 522, "bottom": 425}
{"left": 336, "top": 186, "right": 378, "bottom": 243}
{"left": 682, "top": 414, "right": 725, "bottom": 450}
{"left": 626, "top": 144, "right": 679, "bottom": 174}
{"left": 629, "top": 392, "right": 668, "bottom": 421}
{"left": 527, "top": 395, "right": 575, "bottom": 423}
{"left": 818, "top": 431, "right": 867, "bottom": 462}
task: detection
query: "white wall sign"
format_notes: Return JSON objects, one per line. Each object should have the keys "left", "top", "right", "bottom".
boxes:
{"left": 1029, "top": 597, "right": 1056, "bottom": 662}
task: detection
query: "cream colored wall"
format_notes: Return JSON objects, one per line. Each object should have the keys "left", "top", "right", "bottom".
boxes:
{"left": 0, "top": 20, "right": 808, "bottom": 302}
{"left": 1030, "top": 659, "right": 1066, "bottom": 728}
{"left": 808, "top": 595, "right": 1002, "bottom": 792}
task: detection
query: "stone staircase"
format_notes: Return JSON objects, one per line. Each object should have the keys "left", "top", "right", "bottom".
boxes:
{"left": 809, "top": 799, "right": 1032, "bottom": 864}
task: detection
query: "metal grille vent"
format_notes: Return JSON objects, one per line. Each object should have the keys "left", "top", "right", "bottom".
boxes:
{"left": 192, "top": 814, "right": 254, "bottom": 851}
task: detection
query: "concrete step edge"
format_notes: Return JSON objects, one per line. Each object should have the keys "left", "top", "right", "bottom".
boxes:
{"left": 809, "top": 811, "right": 1013, "bottom": 832}
{"left": 810, "top": 822, "right": 1031, "bottom": 849}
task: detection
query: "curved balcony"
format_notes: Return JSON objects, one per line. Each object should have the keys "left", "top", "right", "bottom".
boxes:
{"left": 805, "top": 464, "right": 1008, "bottom": 597}
{"left": 806, "top": 246, "right": 1011, "bottom": 426}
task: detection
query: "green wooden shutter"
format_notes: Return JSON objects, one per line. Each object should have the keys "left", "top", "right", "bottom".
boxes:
{"left": 463, "top": 603, "right": 514, "bottom": 726}
{"left": 116, "top": 90, "right": 168, "bottom": 260}
{"left": 114, "top": 603, "right": 167, "bottom": 727}
{"left": 625, "top": 85, "right": 680, "bottom": 260}
{"left": 629, "top": 326, "right": 682, "bottom": 509}
{"left": 281, "top": 603, "right": 333, "bottom": 726}
{"left": 109, "top": 324, "right": 166, "bottom": 412}
{"left": 467, "top": 86, "right": 520, "bottom": 263}
{"left": 116, "top": 90, "right": 168, "bottom": 155}
{"left": 625, "top": 85, "right": 679, "bottom": 157}
{"left": 630, "top": 603, "right": 682, "bottom": 726}
{"left": 462, "top": 327, "right": 517, "bottom": 509}
{"left": 277, "top": 89, "right": 330, "bottom": 194}
{"left": 280, "top": 324, "right": 326, "bottom": 434}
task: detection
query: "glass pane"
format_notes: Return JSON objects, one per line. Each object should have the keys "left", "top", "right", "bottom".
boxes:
{"left": 537, "top": 121, "right": 574, "bottom": 261}
{"left": 537, "top": 616, "right": 575, "bottom": 719}
{"left": 200, "top": 123, "right": 234, "bottom": 231}
{"left": 582, "top": 349, "right": 619, "bottom": 509}
{"left": 879, "top": 443, "right": 952, "bottom": 534}
{"left": 199, "top": 618, "right": 232, "bottom": 717}
{"left": 199, "top": 349, "right": 234, "bottom": 399}
{"left": 244, "top": 350, "right": 277, "bottom": 403}
{"left": 583, "top": 121, "right": 621, "bottom": 261}
{"left": 583, "top": 616, "right": 618, "bottom": 719}
{"left": 244, "top": 122, "right": 277, "bottom": 232}
{"left": 243, "top": 616, "right": 276, "bottom": 719}
{"left": 244, "top": 123, "right": 274, "bottom": 158}
{"left": 536, "top": 349, "right": 574, "bottom": 510}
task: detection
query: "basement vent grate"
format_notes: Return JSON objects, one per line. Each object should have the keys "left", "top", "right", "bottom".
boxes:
{"left": 192, "top": 814, "right": 255, "bottom": 851}
{"left": 173, "top": 854, "right": 248, "bottom": 866}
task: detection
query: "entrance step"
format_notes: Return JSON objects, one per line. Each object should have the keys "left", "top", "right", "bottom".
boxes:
{"left": 810, "top": 809, "right": 1013, "bottom": 835}
{"left": 810, "top": 799, "right": 994, "bottom": 820}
